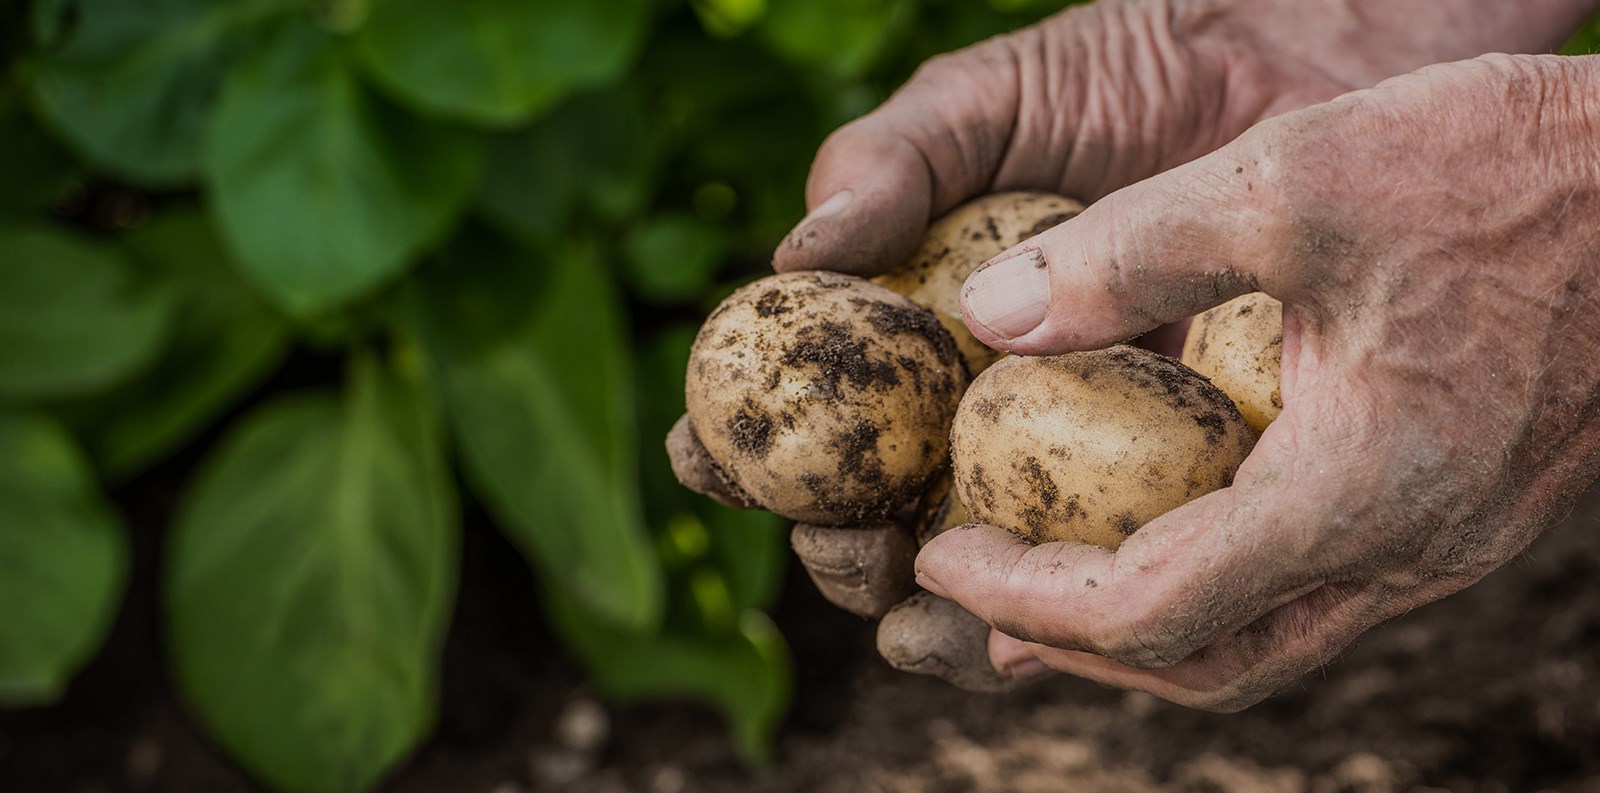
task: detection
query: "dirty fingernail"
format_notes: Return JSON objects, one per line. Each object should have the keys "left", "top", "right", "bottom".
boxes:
{"left": 963, "top": 247, "right": 1050, "bottom": 339}
{"left": 1003, "top": 657, "right": 1051, "bottom": 679}
{"left": 915, "top": 569, "right": 951, "bottom": 599}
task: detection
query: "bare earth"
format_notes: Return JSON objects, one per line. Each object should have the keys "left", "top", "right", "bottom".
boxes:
{"left": 4, "top": 484, "right": 1599, "bottom": 793}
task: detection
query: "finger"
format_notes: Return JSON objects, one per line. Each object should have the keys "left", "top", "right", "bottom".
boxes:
{"left": 1016, "top": 581, "right": 1383, "bottom": 712}
{"left": 958, "top": 133, "right": 1289, "bottom": 355}
{"left": 916, "top": 420, "right": 1340, "bottom": 670}
{"left": 772, "top": 40, "right": 1026, "bottom": 276}
{"left": 791, "top": 523, "right": 916, "bottom": 620}
{"left": 987, "top": 629, "right": 1051, "bottom": 679}
{"left": 666, "top": 415, "right": 759, "bottom": 510}
{"left": 876, "top": 592, "right": 1044, "bottom": 693}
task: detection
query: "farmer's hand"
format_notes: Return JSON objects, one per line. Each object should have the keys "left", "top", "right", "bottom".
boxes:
{"left": 670, "top": 414, "right": 1028, "bottom": 692}
{"left": 772, "top": 0, "right": 1594, "bottom": 278}
{"left": 676, "top": 0, "right": 1596, "bottom": 691}
{"left": 766, "top": 0, "right": 1592, "bottom": 690}
{"left": 916, "top": 53, "right": 1600, "bottom": 710}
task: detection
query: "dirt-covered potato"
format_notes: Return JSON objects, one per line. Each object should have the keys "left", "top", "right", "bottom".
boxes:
{"left": 1181, "top": 292, "right": 1284, "bottom": 434}
{"left": 912, "top": 474, "right": 968, "bottom": 548}
{"left": 951, "top": 346, "right": 1255, "bottom": 549}
{"left": 685, "top": 271, "right": 966, "bottom": 524}
{"left": 874, "top": 192, "right": 1086, "bottom": 375}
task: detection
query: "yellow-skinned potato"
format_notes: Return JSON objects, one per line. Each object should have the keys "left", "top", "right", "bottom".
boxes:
{"left": 912, "top": 473, "right": 969, "bottom": 547}
{"left": 1182, "top": 292, "right": 1284, "bottom": 434}
{"left": 686, "top": 271, "right": 966, "bottom": 524}
{"left": 950, "top": 347, "right": 1254, "bottom": 549}
{"left": 874, "top": 192, "right": 1086, "bottom": 375}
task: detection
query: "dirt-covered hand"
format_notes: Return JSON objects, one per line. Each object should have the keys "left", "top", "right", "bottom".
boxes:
{"left": 668, "top": 414, "right": 1027, "bottom": 691}
{"left": 915, "top": 53, "right": 1600, "bottom": 711}
{"left": 773, "top": 0, "right": 1593, "bottom": 278}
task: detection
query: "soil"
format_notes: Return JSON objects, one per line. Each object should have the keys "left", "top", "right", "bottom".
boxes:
{"left": 5, "top": 462, "right": 1600, "bottom": 793}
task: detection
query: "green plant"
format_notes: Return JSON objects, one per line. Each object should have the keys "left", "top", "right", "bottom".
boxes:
{"left": 22, "top": 1, "right": 1593, "bottom": 791}
{"left": 0, "top": 0, "right": 1083, "bottom": 789}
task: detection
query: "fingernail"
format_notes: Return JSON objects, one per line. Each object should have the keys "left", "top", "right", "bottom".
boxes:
{"left": 963, "top": 247, "right": 1051, "bottom": 339}
{"left": 915, "top": 569, "right": 951, "bottom": 599}
{"left": 798, "top": 190, "right": 852, "bottom": 230}
{"left": 783, "top": 191, "right": 853, "bottom": 254}
{"left": 1003, "top": 657, "right": 1051, "bottom": 679}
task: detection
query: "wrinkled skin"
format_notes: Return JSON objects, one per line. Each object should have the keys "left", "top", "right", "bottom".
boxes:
{"left": 928, "top": 53, "right": 1600, "bottom": 711}
{"left": 669, "top": 0, "right": 1600, "bottom": 697}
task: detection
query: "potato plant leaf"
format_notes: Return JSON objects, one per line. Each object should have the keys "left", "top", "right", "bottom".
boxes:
{"left": 622, "top": 213, "right": 730, "bottom": 304}
{"left": 476, "top": 86, "right": 657, "bottom": 244}
{"left": 0, "top": 84, "right": 80, "bottom": 214}
{"left": 632, "top": 325, "right": 789, "bottom": 615}
{"left": 166, "top": 353, "right": 458, "bottom": 793}
{"left": 759, "top": 0, "right": 913, "bottom": 78}
{"left": 205, "top": 23, "right": 482, "bottom": 315}
{"left": 1563, "top": 11, "right": 1600, "bottom": 54}
{"left": 0, "top": 224, "right": 173, "bottom": 401}
{"left": 356, "top": 0, "right": 649, "bottom": 126}
{"left": 70, "top": 209, "right": 290, "bottom": 481}
{"left": 27, "top": 0, "right": 293, "bottom": 185}
{"left": 407, "top": 226, "right": 663, "bottom": 631}
{"left": 0, "top": 411, "right": 128, "bottom": 706}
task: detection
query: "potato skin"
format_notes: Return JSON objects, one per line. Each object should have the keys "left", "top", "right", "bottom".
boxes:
{"left": 1181, "top": 292, "right": 1284, "bottom": 434}
{"left": 686, "top": 271, "right": 966, "bottom": 524}
{"left": 951, "top": 347, "right": 1254, "bottom": 549}
{"left": 874, "top": 192, "right": 1086, "bottom": 375}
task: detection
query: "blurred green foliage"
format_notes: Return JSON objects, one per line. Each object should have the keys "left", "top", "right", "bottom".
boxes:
{"left": 9, "top": 1, "right": 1595, "bottom": 790}
{"left": 0, "top": 0, "right": 1075, "bottom": 789}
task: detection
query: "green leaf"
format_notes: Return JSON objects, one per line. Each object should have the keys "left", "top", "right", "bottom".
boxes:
{"left": 0, "top": 84, "right": 80, "bottom": 214}
{"left": 552, "top": 598, "right": 790, "bottom": 763}
{"left": 356, "top": 0, "right": 650, "bottom": 126}
{"left": 759, "top": 0, "right": 914, "bottom": 78}
{"left": 701, "top": 504, "right": 788, "bottom": 613}
{"left": 622, "top": 213, "right": 730, "bottom": 304}
{"left": 70, "top": 210, "right": 290, "bottom": 480}
{"left": 1563, "top": 11, "right": 1600, "bottom": 54}
{"left": 27, "top": 0, "right": 292, "bottom": 185}
{"left": 205, "top": 23, "right": 483, "bottom": 315}
{"left": 0, "top": 411, "right": 128, "bottom": 706}
{"left": 691, "top": 0, "right": 768, "bottom": 37}
{"left": 407, "top": 225, "right": 662, "bottom": 630}
{"left": 630, "top": 326, "right": 789, "bottom": 613}
{"left": 0, "top": 223, "right": 174, "bottom": 401}
{"left": 476, "top": 86, "right": 657, "bottom": 244}
{"left": 167, "top": 353, "right": 458, "bottom": 793}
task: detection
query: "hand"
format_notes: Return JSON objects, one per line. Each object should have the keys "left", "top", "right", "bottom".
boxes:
{"left": 759, "top": 0, "right": 1595, "bottom": 690}
{"left": 915, "top": 53, "right": 1600, "bottom": 710}
{"left": 773, "top": 0, "right": 1594, "bottom": 278}
{"left": 668, "top": 416, "right": 1028, "bottom": 692}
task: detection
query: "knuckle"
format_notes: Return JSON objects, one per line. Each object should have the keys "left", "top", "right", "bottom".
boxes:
{"left": 815, "top": 116, "right": 873, "bottom": 160}
{"left": 908, "top": 51, "right": 978, "bottom": 90}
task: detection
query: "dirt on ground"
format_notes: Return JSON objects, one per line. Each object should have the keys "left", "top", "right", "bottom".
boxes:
{"left": 4, "top": 477, "right": 1600, "bottom": 793}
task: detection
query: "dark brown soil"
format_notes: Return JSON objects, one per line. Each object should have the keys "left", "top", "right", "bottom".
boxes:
{"left": 5, "top": 471, "right": 1600, "bottom": 793}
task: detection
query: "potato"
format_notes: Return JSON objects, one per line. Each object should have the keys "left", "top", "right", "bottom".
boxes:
{"left": 686, "top": 271, "right": 966, "bottom": 524}
{"left": 912, "top": 473, "right": 968, "bottom": 547}
{"left": 950, "top": 346, "right": 1254, "bottom": 549}
{"left": 1182, "top": 292, "right": 1284, "bottom": 434}
{"left": 874, "top": 192, "right": 1086, "bottom": 375}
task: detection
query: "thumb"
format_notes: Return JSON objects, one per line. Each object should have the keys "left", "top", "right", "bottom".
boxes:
{"left": 772, "top": 45, "right": 1025, "bottom": 276}
{"left": 959, "top": 142, "right": 1284, "bottom": 355}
